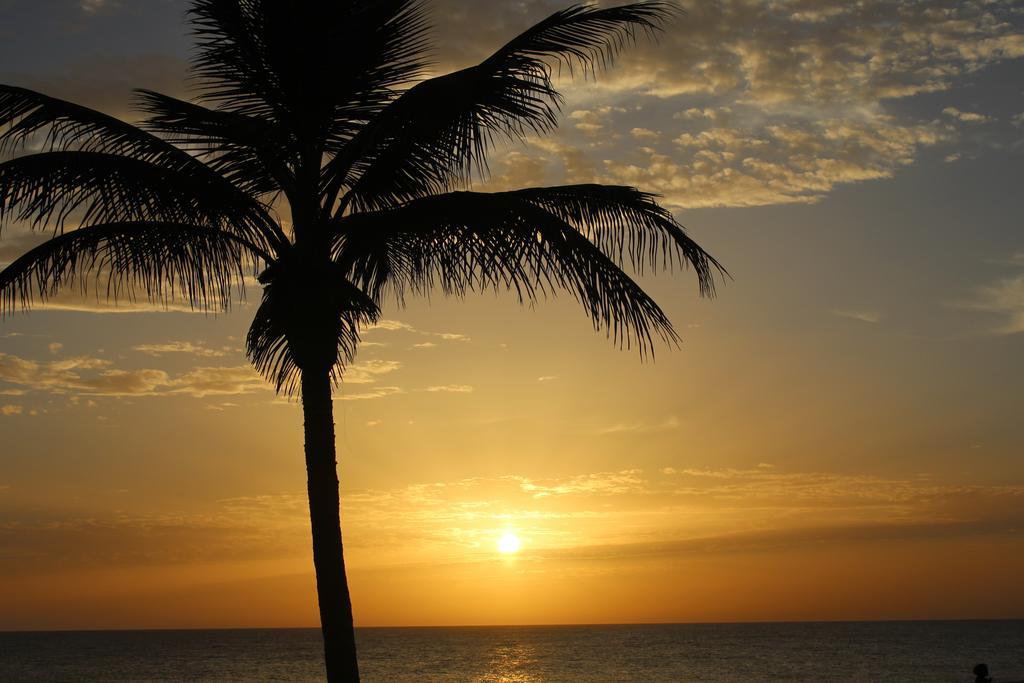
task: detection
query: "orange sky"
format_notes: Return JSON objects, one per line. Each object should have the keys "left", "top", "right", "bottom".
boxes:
{"left": 2, "top": 0, "right": 1024, "bottom": 629}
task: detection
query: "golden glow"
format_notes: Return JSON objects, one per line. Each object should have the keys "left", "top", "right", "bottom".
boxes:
{"left": 2, "top": 0, "right": 1024, "bottom": 636}
{"left": 497, "top": 532, "right": 522, "bottom": 555}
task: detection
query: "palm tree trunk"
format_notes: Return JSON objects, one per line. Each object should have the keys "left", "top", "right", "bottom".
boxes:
{"left": 302, "top": 368, "right": 360, "bottom": 682}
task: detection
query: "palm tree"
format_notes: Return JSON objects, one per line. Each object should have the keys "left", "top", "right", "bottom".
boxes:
{"left": 0, "top": 1, "right": 723, "bottom": 680}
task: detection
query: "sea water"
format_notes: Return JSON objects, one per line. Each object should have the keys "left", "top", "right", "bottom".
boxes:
{"left": 1, "top": 620, "right": 1022, "bottom": 682}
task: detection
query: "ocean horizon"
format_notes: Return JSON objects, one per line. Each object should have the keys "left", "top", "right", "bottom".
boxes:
{"left": 2, "top": 619, "right": 1021, "bottom": 681}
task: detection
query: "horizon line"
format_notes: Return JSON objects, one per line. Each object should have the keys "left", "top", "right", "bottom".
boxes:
{"left": 4, "top": 616, "right": 1024, "bottom": 634}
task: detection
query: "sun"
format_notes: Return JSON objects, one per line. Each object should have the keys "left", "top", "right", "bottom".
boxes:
{"left": 497, "top": 532, "right": 522, "bottom": 554}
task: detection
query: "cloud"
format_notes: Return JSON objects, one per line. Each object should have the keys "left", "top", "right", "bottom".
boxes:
{"left": 336, "top": 386, "right": 404, "bottom": 401}
{"left": 204, "top": 402, "right": 239, "bottom": 412}
{"left": 519, "top": 470, "right": 645, "bottom": 499}
{"left": 597, "top": 118, "right": 946, "bottom": 209}
{"left": 0, "top": 494, "right": 312, "bottom": 572}
{"left": 0, "top": 351, "right": 266, "bottom": 397}
{"left": 537, "top": 375, "right": 558, "bottom": 382}
{"left": 169, "top": 367, "right": 265, "bottom": 398}
{"left": 538, "top": 517, "right": 1024, "bottom": 563}
{"left": 424, "top": 385, "right": 474, "bottom": 393}
{"left": 5, "top": 466, "right": 1021, "bottom": 577}
{"left": 596, "top": 416, "right": 680, "bottom": 435}
{"left": 568, "top": 106, "right": 625, "bottom": 136}
{"left": 833, "top": 309, "right": 881, "bottom": 324}
{"left": 461, "top": 0, "right": 1021, "bottom": 208}
{"left": 675, "top": 107, "right": 726, "bottom": 121}
{"left": 133, "top": 342, "right": 228, "bottom": 358}
{"left": 955, "top": 275, "right": 1024, "bottom": 334}
{"left": 335, "top": 463, "right": 1024, "bottom": 567}
{"left": 344, "top": 359, "right": 401, "bottom": 384}
{"left": 585, "top": 1, "right": 1024, "bottom": 103}
{"left": 19, "top": 300, "right": 211, "bottom": 315}
{"left": 363, "top": 320, "right": 471, "bottom": 343}
{"left": 568, "top": 109, "right": 604, "bottom": 135}
{"left": 942, "top": 107, "right": 992, "bottom": 124}
{"left": 629, "top": 127, "right": 660, "bottom": 140}
{"left": 364, "top": 320, "right": 415, "bottom": 333}
{"left": 1, "top": 405, "right": 23, "bottom": 416}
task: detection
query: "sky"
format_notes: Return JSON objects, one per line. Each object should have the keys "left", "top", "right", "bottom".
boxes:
{"left": 1, "top": 0, "right": 1023, "bottom": 630}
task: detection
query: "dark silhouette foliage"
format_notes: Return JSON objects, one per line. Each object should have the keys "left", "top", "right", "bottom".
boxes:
{"left": 0, "top": 2, "right": 723, "bottom": 680}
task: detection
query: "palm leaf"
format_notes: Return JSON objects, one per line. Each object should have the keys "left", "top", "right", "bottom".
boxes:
{"left": 0, "top": 151, "right": 275, "bottom": 257}
{"left": 247, "top": 262, "right": 379, "bottom": 395}
{"left": 509, "top": 184, "right": 724, "bottom": 295}
{"left": 0, "top": 221, "right": 254, "bottom": 315}
{"left": 334, "top": 188, "right": 704, "bottom": 355}
{"left": 188, "top": 0, "right": 431, "bottom": 151}
{"left": 135, "top": 89, "right": 295, "bottom": 197}
{"left": 323, "top": 1, "right": 676, "bottom": 214}
{"left": 0, "top": 84, "right": 287, "bottom": 250}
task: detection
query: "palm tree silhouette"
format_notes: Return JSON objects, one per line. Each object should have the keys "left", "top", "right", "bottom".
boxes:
{"left": 0, "top": 1, "right": 722, "bottom": 680}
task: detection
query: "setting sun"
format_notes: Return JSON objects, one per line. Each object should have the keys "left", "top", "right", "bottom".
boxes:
{"left": 497, "top": 532, "right": 522, "bottom": 555}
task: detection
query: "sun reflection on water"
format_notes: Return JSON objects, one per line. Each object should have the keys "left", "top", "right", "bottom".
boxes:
{"left": 477, "top": 642, "right": 542, "bottom": 683}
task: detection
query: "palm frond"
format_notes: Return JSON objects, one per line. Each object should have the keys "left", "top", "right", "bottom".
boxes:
{"left": 334, "top": 188, "right": 700, "bottom": 355}
{"left": 0, "top": 151, "right": 275, "bottom": 258}
{"left": 508, "top": 184, "right": 724, "bottom": 296}
{"left": 324, "top": 1, "right": 676, "bottom": 214}
{"left": 322, "top": 1, "right": 433, "bottom": 148}
{"left": 0, "top": 221, "right": 253, "bottom": 315}
{"left": 188, "top": 0, "right": 431, "bottom": 151}
{"left": 247, "top": 261, "right": 379, "bottom": 396}
{"left": 0, "top": 84, "right": 185, "bottom": 162}
{"left": 187, "top": 0, "right": 283, "bottom": 121}
{"left": 0, "top": 84, "right": 287, "bottom": 250}
{"left": 135, "top": 89, "right": 294, "bottom": 197}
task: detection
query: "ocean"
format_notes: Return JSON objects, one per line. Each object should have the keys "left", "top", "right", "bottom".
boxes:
{"left": 1, "top": 621, "right": 1022, "bottom": 682}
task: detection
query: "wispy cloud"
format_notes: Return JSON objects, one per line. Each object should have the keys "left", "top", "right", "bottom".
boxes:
{"left": 338, "top": 464, "right": 1024, "bottom": 566}
{"left": 519, "top": 470, "right": 645, "bottom": 499}
{"left": 344, "top": 359, "right": 401, "bottom": 384}
{"left": 133, "top": 341, "right": 229, "bottom": 358}
{"left": 942, "top": 107, "right": 992, "bottom": 124}
{"left": 4, "top": 466, "right": 1021, "bottom": 576}
{"left": 596, "top": 416, "right": 680, "bottom": 435}
{"left": 364, "top": 320, "right": 415, "bottom": 333}
{"left": 0, "top": 351, "right": 265, "bottom": 398}
{"left": 833, "top": 309, "right": 881, "bottom": 324}
{"left": 472, "top": 0, "right": 1023, "bottom": 208}
{"left": 424, "top": 385, "right": 474, "bottom": 394}
{"left": 955, "top": 275, "right": 1024, "bottom": 334}
{"left": 363, "top": 320, "right": 471, "bottom": 343}
{"left": 337, "top": 386, "right": 404, "bottom": 401}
